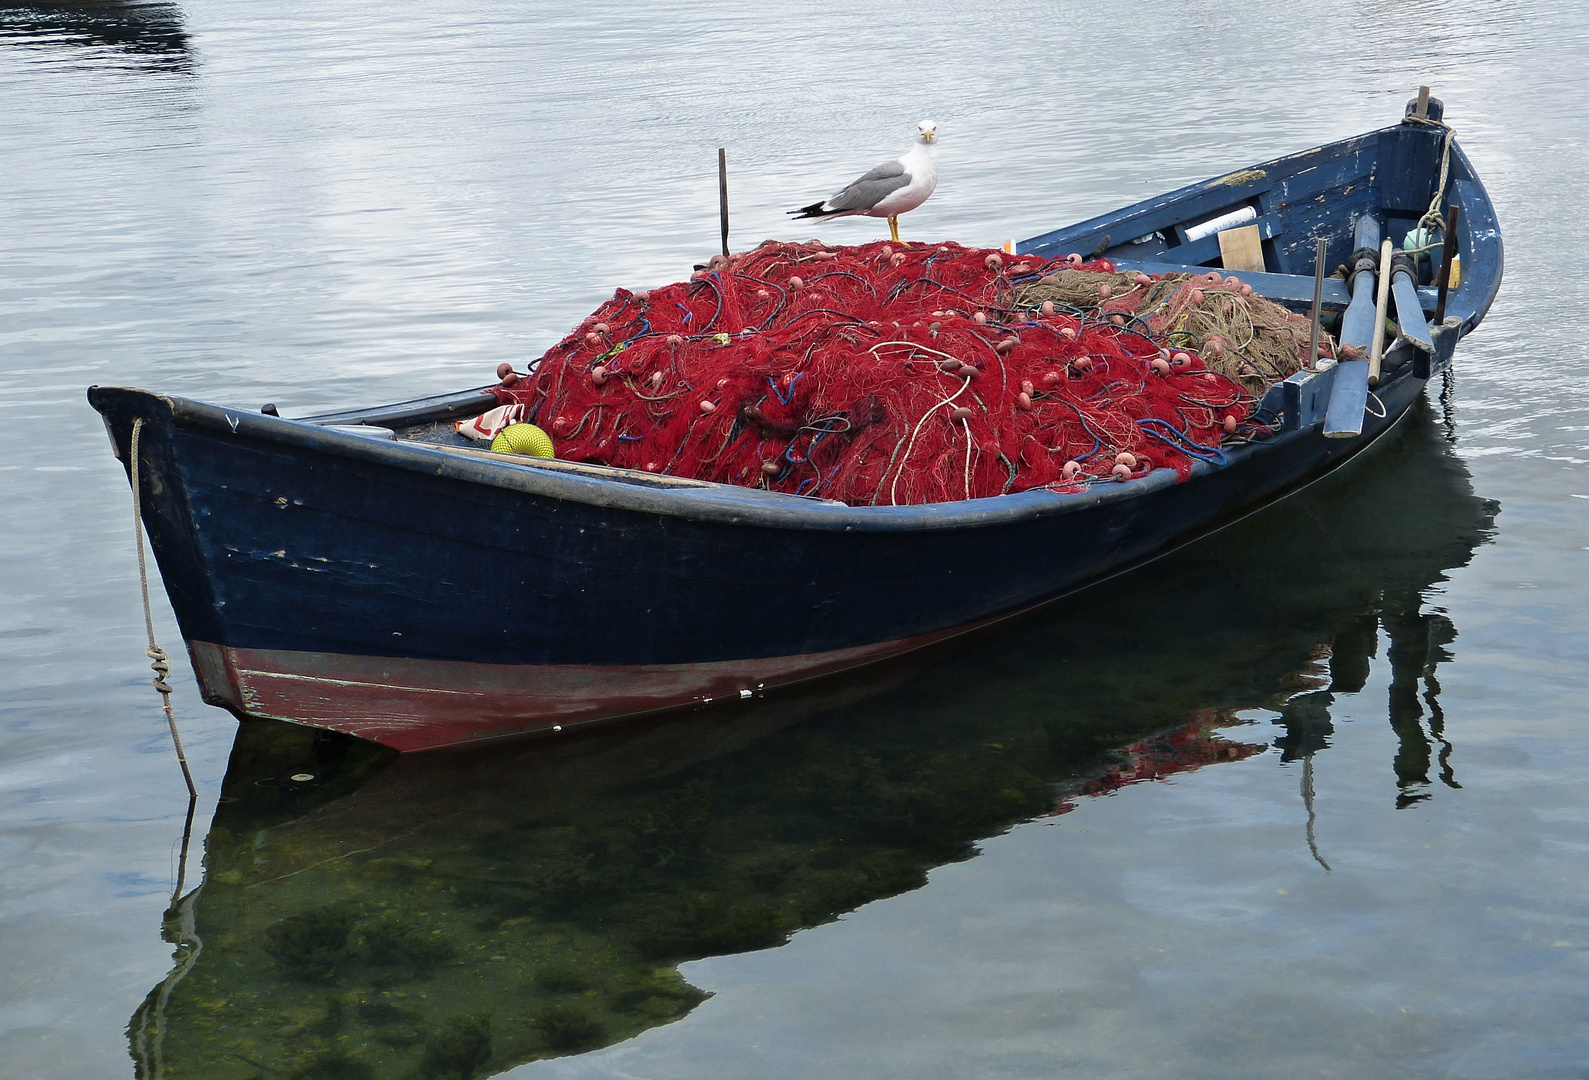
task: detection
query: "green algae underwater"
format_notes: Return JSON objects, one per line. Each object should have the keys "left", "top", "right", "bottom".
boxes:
{"left": 128, "top": 397, "right": 1496, "bottom": 1080}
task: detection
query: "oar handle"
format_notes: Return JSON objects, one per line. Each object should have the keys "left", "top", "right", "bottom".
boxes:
{"left": 1367, "top": 240, "right": 1393, "bottom": 386}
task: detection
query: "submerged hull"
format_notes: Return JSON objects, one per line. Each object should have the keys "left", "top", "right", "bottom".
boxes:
{"left": 90, "top": 113, "right": 1502, "bottom": 751}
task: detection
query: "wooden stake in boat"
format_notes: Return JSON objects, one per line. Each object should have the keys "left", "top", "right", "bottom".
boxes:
{"left": 1308, "top": 236, "right": 1326, "bottom": 369}
{"left": 1367, "top": 239, "right": 1394, "bottom": 386}
{"left": 1434, "top": 202, "right": 1461, "bottom": 324}
{"left": 718, "top": 148, "right": 730, "bottom": 258}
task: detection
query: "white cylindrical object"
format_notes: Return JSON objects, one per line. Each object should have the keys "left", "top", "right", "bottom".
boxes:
{"left": 1184, "top": 205, "right": 1257, "bottom": 243}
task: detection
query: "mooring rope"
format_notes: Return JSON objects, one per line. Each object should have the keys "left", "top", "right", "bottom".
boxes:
{"left": 129, "top": 417, "right": 198, "bottom": 798}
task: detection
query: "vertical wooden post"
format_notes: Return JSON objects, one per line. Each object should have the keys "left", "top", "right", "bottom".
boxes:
{"left": 718, "top": 148, "right": 730, "bottom": 258}
{"left": 1308, "top": 236, "right": 1326, "bottom": 369}
{"left": 1367, "top": 239, "right": 1394, "bottom": 386}
{"left": 1434, "top": 202, "right": 1460, "bottom": 323}
{"left": 1415, "top": 85, "right": 1430, "bottom": 119}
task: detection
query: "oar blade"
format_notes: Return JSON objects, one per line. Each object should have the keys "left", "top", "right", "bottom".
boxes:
{"left": 1323, "top": 360, "right": 1370, "bottom": 439}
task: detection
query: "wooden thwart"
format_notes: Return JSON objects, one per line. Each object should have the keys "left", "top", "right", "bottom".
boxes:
{"left": 1217, "top": 223, "right": 1266, "bottom": 272}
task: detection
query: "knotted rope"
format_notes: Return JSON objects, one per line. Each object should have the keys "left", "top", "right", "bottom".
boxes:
{"left": 129, "top": 417, "right": 198, "bottom": 798}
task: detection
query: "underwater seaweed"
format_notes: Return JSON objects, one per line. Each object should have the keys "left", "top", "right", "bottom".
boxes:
{"left": 418, "top": 1014, "right": 492, "bottom": 1080}
{"left": 264, "top": 902, "right": 363, "bottom": 984}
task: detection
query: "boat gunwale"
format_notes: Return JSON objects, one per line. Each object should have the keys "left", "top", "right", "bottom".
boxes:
{"left": 90, "top": 359, "right": 1418, "bottom": 535}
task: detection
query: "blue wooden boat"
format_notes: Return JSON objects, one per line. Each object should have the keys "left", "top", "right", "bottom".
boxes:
{"left": 89, "top": 98, "right": 1502, "bottom": 751}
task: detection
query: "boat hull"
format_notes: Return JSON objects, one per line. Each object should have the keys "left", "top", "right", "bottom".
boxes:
{"left": 95, "top": 362, "right": 1428, "bottom": 751}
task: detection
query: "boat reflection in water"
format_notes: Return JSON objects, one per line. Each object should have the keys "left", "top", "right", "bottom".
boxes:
{"left": 0, "top": 0, "right": 192, "bottom": 73}
{"left": 131, "top": 396, "right": 1496, "bottom": 1079}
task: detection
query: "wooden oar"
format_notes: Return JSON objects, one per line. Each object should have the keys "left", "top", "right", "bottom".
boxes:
{"left": 1323, "top": 215, "right": 1381, "bottom": 438}
{"left": 1389, "top": 247, "right": 1433, "bottom": 357}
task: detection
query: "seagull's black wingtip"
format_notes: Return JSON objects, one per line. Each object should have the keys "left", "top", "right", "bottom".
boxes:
{"left": 788, "top": 201, "right": 829, "bottom": 219}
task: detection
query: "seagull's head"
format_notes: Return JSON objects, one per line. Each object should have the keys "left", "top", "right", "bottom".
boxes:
{"left": 917, "top": 120, "right": 937, "bottom": 145}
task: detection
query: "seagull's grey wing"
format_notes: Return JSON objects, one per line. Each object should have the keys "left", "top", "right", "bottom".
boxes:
{"left": 826, "top": 161, "right": 910, "bottom": 211}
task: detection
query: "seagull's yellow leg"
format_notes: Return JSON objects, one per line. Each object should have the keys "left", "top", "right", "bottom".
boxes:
{"left": 888, "top": 216, "right": 901, "bottom": 244}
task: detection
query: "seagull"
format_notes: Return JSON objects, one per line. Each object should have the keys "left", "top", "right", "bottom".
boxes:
{"left": 789, "top": 121, "right": 938, "bottom": 243}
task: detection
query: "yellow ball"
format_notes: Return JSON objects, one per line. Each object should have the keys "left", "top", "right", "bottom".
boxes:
{"left": 490, "top": 423, "right": 555, "bottom": 458}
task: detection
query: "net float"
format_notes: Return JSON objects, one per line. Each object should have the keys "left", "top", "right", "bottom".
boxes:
{"left": 1042, "top": 371, "right": 1063, "bottom": 387}
{"left": 1205, "top": 271, "right": 1223, "bottom": 284}
{"left": 585, "top": 332, "right": 602, "bottom": 346}
{"left": 939, "top": 359, "right": 961, "bottom": 373}
{"left": 1224, "top": 276, "right": 1239, "bottom": 287}
{"left": 891, "top": 253, "right": 907, "bottom": 267}
{"left": 1059, "top": 326, "right": 1077, "bottom": 341}
{"left": 1111, "top": 463, "right": 1132, "bottom": 480}
{"left": 590, "top": 366, "right": 608, "bottom": 386}
{"left": 985, "top": 254, "right": 1002, "bottom": 270}
{"left": 1062, "top": 460, "right": 1082, "bottom": 479}
{"left": 1067, "top": 253, "right": 1083, "bottom": 266}
{"left": 1190, "top": 289, "right": 1205, "bottom": 306}
{"left": 757, "top": 289, "right": 770, "bottom": 299}
{"left": 1017, "top": 391, "right": 1033, "bottom": 410}
{"left": 699, "top": 400, "right": 717, "bottom": 414}
{"left": 880, "top": 245, "right": 893, "bottom": 258}
{"left": 1020, "top": 379, "right": 1035, "bottom": 395}
{"left": 1115, "top": 451, "right": 1137, "bottom": 467}
{"left": 950, "top": 406, "right": 973, "bottom": 421}
{"left": 1011, "top": 262, "right": 1031, "bottom": 274}
{"left": 973, "top": 311, "right": 988, "bottom": 324}
{"left": 1172, "top": 351, "right": 1192, "bottom": 364}
{"left": 995, "top": 337, "right": 1018, "bottom": 354}
{"left": 1223, "top": 415, "right": 1238, "bottom": 433}
{"left": 1072, "top": 356, "right": 1092, "bottom": 371}
{"left": 1238, "top": 283, "right": 1254, "bottom": 297}
{"left": 651, "top": 371, "right": 664, "bottom": 388}
{"left": 594, "top": 323, "right": 610, "bottom": 335}
{"left": 761, "top": 460, "right": 781, "bottom": 476}
{"left": 666, "top": 334, "right": 683, "bottom": 347}
{"left": 1206, "top": 339, "right": 1225, "bottom": 357}
{"left": 1041, "top": 300, "right": 1056, "bottom": 317}
{"left": 496, "top": 362, "right": 514, "bottom": 380}
{"left": 1098, "top": 283, "right": 1113, "bottom": 300}
{"left": 1151, "top": 358, "right": 1171, "bottom": 374}
{"left": 789, "top": 276, "right": 804, "bottom": 289}
{"left": 958, "top": 364, "right": 980, "bottom": 379}
{"left": 1134, "top": 273, "right": 1152, "bottom": 287}
{"left": 500, "top": 372, "right": 520, "bottom": 387}
{"left": 716, "top": 377, "right": 729, "bottom": 390}
{"left": 1109, "top": 314, "right": 1124, "bottom": 325}
{"left": 634, "top": 290, "right": 649, "bottom": 303}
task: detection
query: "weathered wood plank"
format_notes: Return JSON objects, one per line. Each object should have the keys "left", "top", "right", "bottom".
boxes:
{"left": 1218, "top": 223, "right": 1266, "bottom": 271}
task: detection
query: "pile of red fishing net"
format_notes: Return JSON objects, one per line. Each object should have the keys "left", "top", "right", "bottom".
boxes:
{"left": 492, "top": 241, "right": 1270, "bottom": 505}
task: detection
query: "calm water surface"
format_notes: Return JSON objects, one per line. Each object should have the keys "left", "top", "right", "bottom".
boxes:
{"left": 3, "top": 2, "right": 1588, "bottom": 1078}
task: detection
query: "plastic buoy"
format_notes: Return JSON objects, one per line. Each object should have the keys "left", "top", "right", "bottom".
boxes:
{"left": 490, "top": 423, "right": 556, "bottom": 458}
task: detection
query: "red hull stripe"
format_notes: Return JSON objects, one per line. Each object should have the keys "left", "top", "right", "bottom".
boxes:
{"left": 187, "top": 627, "right": 986, "bottom": 752}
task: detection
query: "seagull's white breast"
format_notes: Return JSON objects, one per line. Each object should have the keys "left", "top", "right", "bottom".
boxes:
{"left": 868, "top": 142, "right": 938, "bottom": 218}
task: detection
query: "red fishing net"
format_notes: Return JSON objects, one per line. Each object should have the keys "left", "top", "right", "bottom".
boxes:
{"left": 492, "top": 241, "right": 1300, "bottom": 505}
